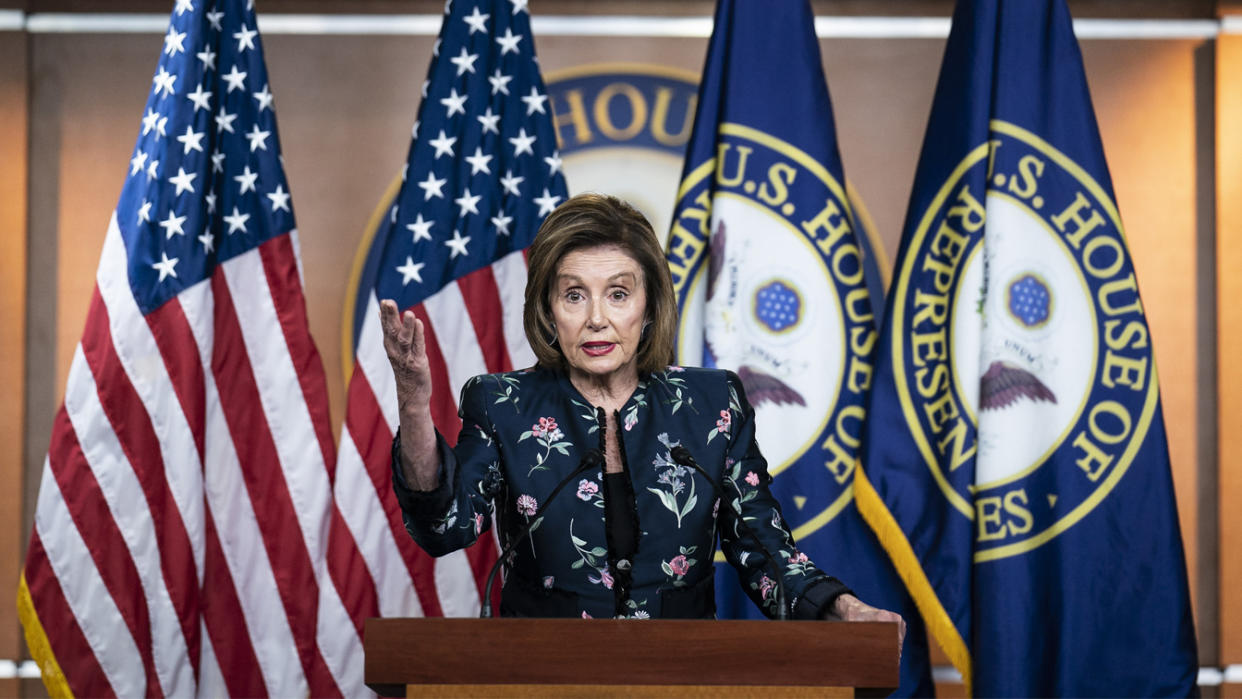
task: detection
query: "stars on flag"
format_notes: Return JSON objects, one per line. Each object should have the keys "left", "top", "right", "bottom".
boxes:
{"left": 477, "top": 107, "right": 500, "bottom": 134}
{"left": 441, "top": 88, "right": 468, "bottom": 117}
{"left": 224, "top": 206, "right": 250, "bottom": 234}
{"left": 169, "top": 167, "right": 197, "bottom": 196}
{"left": 444, "top": 230, "right": 471, "bottom": 259}
{"left": 465, "top": 147, "right": 492, "bottom": 175}
{"left": 253, "top": 83, "right": 274, "bottom": 112}
{"left": 245, "top": 124, "right": 270, "bottom": 152}
{"left": 196, "top": 46, "right": 217, "bottom": 71}
{"left": 509, "top": 128, "right": 536, "bottom": 156}
{"left": 488, "top": 69, "right": 512, "bottom": 96}
{"left": 233, "top": 23, "right": 257, "bottom": 52}
{"left": 463, "top": 7, "right": 489, "bottom": 34}
{"left": 429, "top": 130, "right": 457, "bottom": 158}
{"left": 521, "top": 86, "right": 547, "bottom": 115}
{"left": 113, "top": 0, "right": 300, "bottom": 304}
{"left": 235, "top": 165, "right": 259, "bottom": 194}
{"left": 396, "top": 256, "right": 425, "bottom": 285}
{"left": 159, "top": 209, "right": 188, "bottom": 238}
{"left": 187, "top": 83, "right": 212, "bottom": 111}
{"left": 164, "top": 27, "right": 188, "bottom": 56}
{"left": 374, "top": 0, "right": 568, "bottom": 303}
{"left": 407, "top": 214, "right": 434, "bottom": 243}
{"left": 222, "top": 65, "right": 247, "bottom": 93}
{"left": 450, "top": 47, "right": 479, "bottom": 76}
{"left": 177, "top": 125, "right": 205, "bottom": 154}
{"left": 419, "top": 172, "right": 448, "bottom": 200}
{"left": 152, "top": 251, "right": 179, "bottom": 281}
{"left": 267, "top": 184, "right": 291, "bottom": 213}
{"left": 500, "top": 171, "right": 523, "bottom": 196}
{"left": 496, "top": 28, "right": 522, "bottom": 55}
{"left": 454, "top": 189, "right": 481, "bottom": 217}
{"left": 153, "top": 67, "right": 177, "bottom": 98}
{"left": 534, "top": 188, "right": 561, "bottom": 216}
{"left": 216, "top": 108, "right": 238, "bottom": 133}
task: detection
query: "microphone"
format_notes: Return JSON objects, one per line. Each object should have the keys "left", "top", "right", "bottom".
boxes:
{"left": 480, "top": 448, "right": 606, "bottom": 618}
{"left": 670, "top": 445, "right": 789, "bottom": 621}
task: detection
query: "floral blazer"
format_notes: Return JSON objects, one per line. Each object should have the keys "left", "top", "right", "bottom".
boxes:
{"left": 392, "top": 366, "right": 850, "bottom": 620}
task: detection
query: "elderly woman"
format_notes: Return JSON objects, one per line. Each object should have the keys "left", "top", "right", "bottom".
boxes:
{"left": 382, "top": 193, "right": 903, "bottom": 628}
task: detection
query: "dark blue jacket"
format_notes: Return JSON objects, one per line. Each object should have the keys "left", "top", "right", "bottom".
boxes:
{"left": 393, "top": 366, "right": 849, "bottom": 619}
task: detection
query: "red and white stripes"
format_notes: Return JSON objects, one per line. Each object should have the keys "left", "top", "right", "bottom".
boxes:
{"left": 21, "top": 214, "right": 349, "bottom": 697}
{"left": 327, "top": 249, "right": 533, "bottom": 695}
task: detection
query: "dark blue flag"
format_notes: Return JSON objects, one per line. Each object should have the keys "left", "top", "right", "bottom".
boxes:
{"left": 667, "top": 0, "right": 931, "bottom": 694}
{"left": 854, "top": 0, "right": 1199, "bottom": 695}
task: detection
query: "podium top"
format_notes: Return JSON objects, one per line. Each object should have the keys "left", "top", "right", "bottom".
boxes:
{"left": 364, "top": 617, "right": 899, "bottom": 695}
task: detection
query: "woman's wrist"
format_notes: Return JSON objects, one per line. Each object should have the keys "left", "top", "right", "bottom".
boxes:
{"left": 828, "top": 593, "right": 862, "bottom": 620}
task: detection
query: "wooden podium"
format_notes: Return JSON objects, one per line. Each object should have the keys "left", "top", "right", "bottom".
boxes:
{"left": 364, "top": 617, "right": 900, "bottom": 697}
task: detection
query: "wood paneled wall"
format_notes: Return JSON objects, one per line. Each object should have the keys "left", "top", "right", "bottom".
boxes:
{"left": 5, "top": 2, "right": 1236, "bottom": 691}
{"left": 1217, "top": 26, "right": 1242, "bottom": 669}
{"left": 1, "top": 26, "right": 28, "bottom": 672}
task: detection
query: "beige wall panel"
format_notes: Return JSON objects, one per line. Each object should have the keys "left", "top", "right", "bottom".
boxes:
{"left": 1080, "top": 39, "right": 1205, "bottom": 620}
{"left": 1219, "top": 34, "right": 1242, "bottom": 666}
{"left": 1, "top": 30, "right": 28, "bottom": 663}
{"left": 827, "top": 38, "right": 944, "bottom": 263}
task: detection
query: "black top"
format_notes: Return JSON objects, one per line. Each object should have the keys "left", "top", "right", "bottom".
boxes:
{"left": 603, "top": 470, "right": 638, "bottom": 616}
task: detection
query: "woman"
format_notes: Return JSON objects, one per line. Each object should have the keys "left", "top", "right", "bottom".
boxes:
{"left": 382, "top": 193, "right": 904, "bottom": 630}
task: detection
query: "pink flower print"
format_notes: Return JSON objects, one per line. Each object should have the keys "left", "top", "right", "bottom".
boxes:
{"left": 716, "top": 409, "right": 732, "bottom": 433}
{"left": 543, "top": 576, "right": 555, "bottom": 589}
{"left": 759, "top": 575, "right": 775, "bottom": 601}
{"left": 473, "top": 513, "right": 484, "bottom": 535}
{"left": 577, "top": 479, "right": 599, "bottom": 501}
{"left": 516, "top": 494, "right": 538, "bottom": 516}
{"left": 745, "top": 471, "right": 759, "bottom": 487}
{"left": 667, "top": 366, "right": 685, "bottom": 372}
{"left": 589, "top": 569, "right": 614, "bottom": 589}
{"left": 582, "top": 611, "right": 593, "bottom": 619}
{"left": 788, "top": 552, "right": 809, "bottom": 564}
{"left": 624, "top": 412, "right": 637, "bottom": 431}
{"left": 668, "top": 555, "right": 690, "bottom": 576}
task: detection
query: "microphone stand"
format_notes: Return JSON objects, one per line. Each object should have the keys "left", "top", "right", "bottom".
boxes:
{"left": 670, "top": 445, "right": 789, "bottom": 621}
{"left": 479, "top": 448, "right": 605, "bottom": 618}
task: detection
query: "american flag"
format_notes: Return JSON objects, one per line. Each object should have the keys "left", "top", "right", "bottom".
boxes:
{"left": 17, "top": 0, "right": 351, "bottom": 695}
{"left": 329, "top": 0, "right": 567, "bottom": 688}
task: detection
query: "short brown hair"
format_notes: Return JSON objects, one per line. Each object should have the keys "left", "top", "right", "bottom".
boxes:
{"left": 524, "top": 193, "right": 677, "bottom": 374}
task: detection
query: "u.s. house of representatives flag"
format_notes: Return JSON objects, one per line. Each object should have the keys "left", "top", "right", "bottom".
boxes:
{"left": 667, "top": 0, "right": 930, "bottom": 694}
{"left": 854, "top": 0, "right": 1199, "bottom": 695}
{"left": 329, "top": 0, "right": 568, "bottom": 689}
{"left": 17, "top": 0, "right": 351, "bottom": 696}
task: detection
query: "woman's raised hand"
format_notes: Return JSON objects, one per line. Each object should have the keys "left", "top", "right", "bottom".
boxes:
{"left": 379, "top": 299, "right": 442, "bottom": 490}
{"left": 379, "top": 299, "right": 432, "bottom": 414}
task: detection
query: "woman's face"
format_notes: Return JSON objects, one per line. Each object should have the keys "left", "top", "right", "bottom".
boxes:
{"left": 551, "top": 245, "right": 648, "bottom": 386}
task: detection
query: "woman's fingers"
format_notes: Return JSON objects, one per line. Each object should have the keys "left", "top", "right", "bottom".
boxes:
{"left": 379, "top": 300, "right": 423, "bottom": 361}
{"left": 408, "top": 312, "right": 425, "bottom": 360}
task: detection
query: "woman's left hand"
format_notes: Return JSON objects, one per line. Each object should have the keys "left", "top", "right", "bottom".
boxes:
{"left": 826, "top": 593, "right": 907, "bottom": 648}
